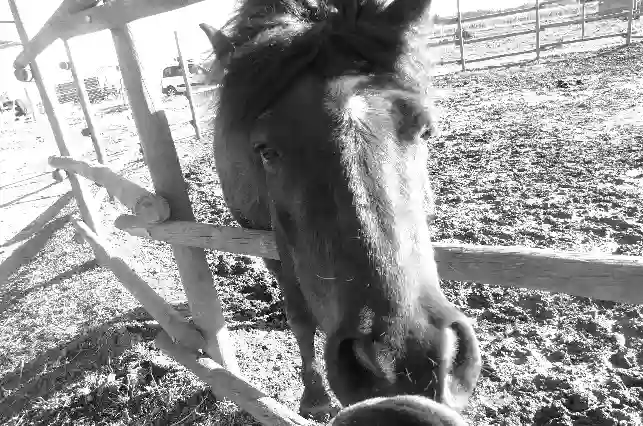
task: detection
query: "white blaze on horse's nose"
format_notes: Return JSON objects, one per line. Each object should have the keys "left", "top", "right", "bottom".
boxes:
{"left": 324, "top": 80, "right": 370, "bottom": 123}
{"left": 344, "top": 95, "right": 369, "bottom": 122}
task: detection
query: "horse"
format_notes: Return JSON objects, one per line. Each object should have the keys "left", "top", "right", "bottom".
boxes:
{"left": 200, "top": 0, "right": 482, "bottom": 421}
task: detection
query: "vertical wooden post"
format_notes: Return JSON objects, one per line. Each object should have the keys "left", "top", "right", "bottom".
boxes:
{"left": 626, "top": 0, "right": 636, "bottom": 45}
{"left": 63, "top": 39, "right": 107, "bottom": 164}
{"left": 535, "top": 0, "right": 541, "bottom": 60}
{"left": 110, "top": 25, "right": 239, "bottom": 376}
{"left": 581, "top": 0, "right": 586, "bottom": 40}
{"left": 174, "top": 30, "right": 201, "bottom": 140}
{"left": 23, "top": 86, "right": 36, "bottom": 122}
{"left": 456, "top": 0, "right": 466, "bottom": 71}
{"left": 9, "top": 0, "right": 101, "bottom": 235}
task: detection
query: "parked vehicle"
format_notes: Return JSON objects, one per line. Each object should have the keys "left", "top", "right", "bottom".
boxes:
{"left": 161, "top": 60, "right": 209, "bottom": 96}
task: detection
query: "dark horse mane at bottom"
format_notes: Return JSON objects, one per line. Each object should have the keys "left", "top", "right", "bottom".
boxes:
{"left": 215, "top": 0, "right": 435, "bottom": 127}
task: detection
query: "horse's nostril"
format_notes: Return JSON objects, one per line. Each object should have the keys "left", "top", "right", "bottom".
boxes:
{"left": 451, "top": 321, "right": 469, "bottom": 370}
{"left": 442, "top": 318, "right": 482, "bottom": 409}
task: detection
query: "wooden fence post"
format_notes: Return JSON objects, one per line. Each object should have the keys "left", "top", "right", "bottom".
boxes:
{"left": 581, "top": 0, "right": 586, "bottom": 40}
{"left": 9, "top": 0, "right": 102, "bottom": 235}
{"left": 23, "top": 87, "right": 37, "bottom": 122}
{"left": 174, "top": 30, "right": 202, "bottom": 140}
{"left": 535, "top": 0, "right": 541, "bottom": 60}
{"left": 110, "top": 24, "right": 240, "bottom": 377}
{"left": 626, "top": 0, "right": 636, "bottom": 45}
{"left": 456, "top": 0, "right": 466, "bottom": 71}
{"left": 63, "top": 39, "right": 107, "bottom": 164}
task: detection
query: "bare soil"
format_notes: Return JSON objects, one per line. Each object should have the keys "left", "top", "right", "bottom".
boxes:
{"left": 1, "top": 41, "right": 642, "bottom": 426}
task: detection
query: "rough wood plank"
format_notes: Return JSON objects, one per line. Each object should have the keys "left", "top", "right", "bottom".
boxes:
{"left": 49, "top": 156, "right": 170, "bottom": 223}
{"left": 174, "top": 30, "right": 202, "bottom": 140}
{"left": 435, "top": 244, "right": 643, "bottom": 305}
{"left": 536, "top": 0, "right": 541, "bottom": 60}
{"left": 581, "top": 0, "right": 586, "bottom": 39}
{"left": 117, "top": 219, "right": 643, "bottom": 305}
{"left": 111, "top": 24, "right": 240, "bottom": 376}
{"left": 114, "top": 215, "right": 278, "bottom": 259}
{"left": 9, "top": 0, "right": 102, "bottom": 236}
{"left": 626, "top": 0, "right": 636, "bottom": 44}
{"left": 72, "top": 220, "right": 207, "bottom": 351}
{"left": 1, "top": 191, "right": 72, "bottom": 248}
{"left": 155, "top": 331, "right": 312, "bottom": 426}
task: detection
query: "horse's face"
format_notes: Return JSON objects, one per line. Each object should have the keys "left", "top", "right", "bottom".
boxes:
{"left": 252, "top": 73, "right": 481, "bottom": 410}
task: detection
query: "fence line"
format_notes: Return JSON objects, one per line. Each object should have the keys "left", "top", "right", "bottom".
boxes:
{"left": 430, "top": 0, "right": 640, "bottom": 70}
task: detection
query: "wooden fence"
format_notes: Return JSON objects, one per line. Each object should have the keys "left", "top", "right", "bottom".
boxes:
{"left": 431, "top": 0, "right": 641, "bottom": 70}
{"left": 3, "top": 0, "right": 643, "bottom": 425}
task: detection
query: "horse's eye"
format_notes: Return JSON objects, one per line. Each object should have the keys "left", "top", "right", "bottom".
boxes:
{"left": 261, "top": 148, "right": 279, "bottom": 162}
{"left": 254, "top": 144, "right": 280, "bottom": 164}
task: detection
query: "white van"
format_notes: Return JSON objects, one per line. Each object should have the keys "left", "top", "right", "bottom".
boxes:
{"left": 161, "top": 61, "right": 209, "bottom": 96}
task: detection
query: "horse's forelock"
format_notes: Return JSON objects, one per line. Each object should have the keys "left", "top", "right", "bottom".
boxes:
{"left": 216, "top": 0, "right": 433, "bottom": 129}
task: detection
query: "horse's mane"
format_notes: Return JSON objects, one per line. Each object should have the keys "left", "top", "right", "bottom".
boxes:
{"left": 215, "top": 0, "right": 435, "bottom": 127}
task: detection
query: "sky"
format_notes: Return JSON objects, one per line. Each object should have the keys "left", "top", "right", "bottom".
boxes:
{"left": 0, "top": 0, "right": 530, "bottom": 98}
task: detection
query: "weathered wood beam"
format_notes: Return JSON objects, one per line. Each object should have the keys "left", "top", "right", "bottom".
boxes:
{"left": 114, "top": 215, "right": 277, "bottom": 259}
{"left": 49, "top": 156, "right": 170, "bottom": 223}
{"left": 111, "top": 24, "right": 239, "bottom": 376}
{"left": 13, "top": 0, "right": 206, "bottom": 68}
{"left": 174, "top": 30, "right": 202, "bottom": 140}
{"left": 155, "top": 331, "right": 312, "bottom": 426}
{"left": 117, "top": 219, "right": 643, "bottom": 305}
{"left": 72, "top": 220, "right": 207, "bottom": 351}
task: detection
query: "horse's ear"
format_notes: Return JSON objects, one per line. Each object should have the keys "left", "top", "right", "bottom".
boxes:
{"left": 362, "top": 0, "right": 433, "bottom": 29}
{"left": 199, "top": 23, "right": 234, "bottom": 58}
{"left": 392, "top": 98, "right": 438, "bottom": 142}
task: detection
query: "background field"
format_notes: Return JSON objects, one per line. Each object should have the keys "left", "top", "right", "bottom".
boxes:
{"left": 1, "top": 5, "right": 643, "bottom": 426}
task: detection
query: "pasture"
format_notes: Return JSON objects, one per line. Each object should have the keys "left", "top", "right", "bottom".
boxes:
{"left": 1, "top": 38, "right": 643, "bottom": 426}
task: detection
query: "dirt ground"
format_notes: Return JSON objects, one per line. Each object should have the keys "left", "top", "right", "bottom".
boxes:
{"left": 1, "top": 38, "right": 643, "bottom": 426}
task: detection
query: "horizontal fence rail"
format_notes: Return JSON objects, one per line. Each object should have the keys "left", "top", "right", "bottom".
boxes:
{"left": 112, "top": 218, "right": 643, "bottom": 306}
{"left": 49, "top": 156, "right": 171, "bottom": 223}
